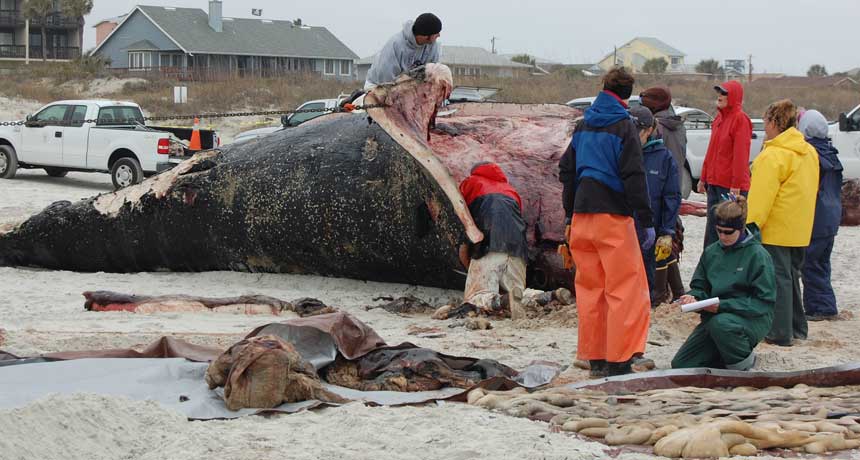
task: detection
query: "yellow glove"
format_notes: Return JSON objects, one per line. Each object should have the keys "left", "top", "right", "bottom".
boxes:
{"left": 654, "top": 235, "right": 673, "bottom": 262}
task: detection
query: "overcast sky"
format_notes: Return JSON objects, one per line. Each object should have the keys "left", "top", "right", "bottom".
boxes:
{"left": 85, "top": 0, "right": 859, "bottom": 76}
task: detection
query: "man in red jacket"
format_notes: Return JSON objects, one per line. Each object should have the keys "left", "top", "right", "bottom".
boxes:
{"left": 459, "top": 162, "right": 528, "bottom": 320}
{"left": 698, "top": 80, "right": 753, "bottom": 248}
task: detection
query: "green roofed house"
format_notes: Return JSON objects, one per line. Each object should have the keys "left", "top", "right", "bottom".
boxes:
{"left": 93, "top": 1, "right": 358, "bottom": 80}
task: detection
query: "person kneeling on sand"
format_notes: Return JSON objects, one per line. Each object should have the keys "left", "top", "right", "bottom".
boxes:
{"left": 458, "top": 162, "right": 528, "bottom": 320}
{"left": 671, "top": 196, "right": 776, "bottom": 371}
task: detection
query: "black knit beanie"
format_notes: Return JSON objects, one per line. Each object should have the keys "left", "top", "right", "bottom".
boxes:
{"left": 604, "top": 81, "right": 633, "bottom": 100}
{"left": 412, "top": 13, "right": 442, "bottom": 36}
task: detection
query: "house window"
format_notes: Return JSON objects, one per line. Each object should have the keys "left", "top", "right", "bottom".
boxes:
{"left": 671, "top": 56, "right": 681, "bottom": 65}
{"left": 129, "top": 52, "right": 150, "bottom": 69}
{"left": 340, "top": 60, "right": 350, "bottom": 76}
{"left": 324, "top": 59, "right": 335, "bottom": 75}
{"left": 0, "top": 32, "right": 12, "bottom": 46}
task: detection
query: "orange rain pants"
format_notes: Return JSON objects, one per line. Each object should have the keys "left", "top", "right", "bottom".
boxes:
{"left": 569, "top": 213, "right": 651, "bottom": 363}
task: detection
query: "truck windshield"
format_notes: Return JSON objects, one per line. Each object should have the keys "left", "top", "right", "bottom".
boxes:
{"left": 97, "top": 106, "right": 145, "bottom": 126}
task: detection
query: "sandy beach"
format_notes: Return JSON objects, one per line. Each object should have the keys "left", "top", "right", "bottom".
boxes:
{"left": 1, "top": 153, "right": 859, "bottom": 459}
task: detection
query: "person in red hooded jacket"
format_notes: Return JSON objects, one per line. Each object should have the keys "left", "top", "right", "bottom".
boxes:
{"left": 458, "top": 162, "right": 529, "bottom": 321}
{"left": 699, "top": 80, "right": 753, "bottom": 248}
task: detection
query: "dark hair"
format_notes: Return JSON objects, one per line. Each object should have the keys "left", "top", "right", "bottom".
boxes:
{"left": 764, "top": 99, "right": 797, "bottom": 133}
{"left": 602, "top": 67, "right": 635, "bottom": 100}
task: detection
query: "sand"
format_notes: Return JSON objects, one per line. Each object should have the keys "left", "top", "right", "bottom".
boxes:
{"left": 2, "top": 158, "right": 860, "bottom": 457}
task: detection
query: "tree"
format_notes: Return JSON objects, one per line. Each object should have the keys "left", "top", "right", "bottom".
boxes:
{"left": 695, "top": 59, "right": 724, "bottom": 80}
{"left": 807, "top": 64, "right": 828, "bottom": 77}
{"left": 511, "top": 54, "right": 536, "bottom": 66}
{"left": 22, "top": 0, "right": 53, "bottom": 60}
{"left": 61, "top": 0, "right": 93, "bottom": 59}
{"left": 641, "top": 57, "right": 668, "bottom": 75}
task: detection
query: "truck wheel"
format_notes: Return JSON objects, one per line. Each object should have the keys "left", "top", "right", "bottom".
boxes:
{"left": 0, "top": 145, "right": 18, "bottom": 179}
{"left": 111, "top": 157, "right": 143, "bottom": 189}
{"left": 681, "top": 167, "right": 693, "bottom": 199}
{"left": 45, "top": 167, "right": 68, "bottom": 178}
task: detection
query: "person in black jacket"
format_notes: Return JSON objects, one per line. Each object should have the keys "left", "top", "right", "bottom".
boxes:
{"left": 459, "top": 162, "right": 529, "bottom": 320}
{"left": 558, "top": 67, "right": 654, "bottom": 377}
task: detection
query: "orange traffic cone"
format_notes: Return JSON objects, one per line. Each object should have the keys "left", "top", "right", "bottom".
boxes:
{"left": 189, "top": 117, "right": 202, "bottom": 151}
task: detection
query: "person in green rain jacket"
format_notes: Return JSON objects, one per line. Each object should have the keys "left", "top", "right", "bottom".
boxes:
{"left": 671, "top": 196, "right": 776, "bottom": 371}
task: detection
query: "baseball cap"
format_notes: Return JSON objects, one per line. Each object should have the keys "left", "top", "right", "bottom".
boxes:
{"left": 629, "top": 106, "right": 655, "bottom": 129}
{"left": 714, "top": 85, "right": 729, "bottom": 96}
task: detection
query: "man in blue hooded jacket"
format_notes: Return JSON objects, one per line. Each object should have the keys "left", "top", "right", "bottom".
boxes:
{"left": 559, "top": 67, "right": 655, "bottom": 377}
{"left": 798, "top": 110, "right": 843, "bottom": 321}
{"left": 629, "top": 106, "right": 682, "bottom": 307}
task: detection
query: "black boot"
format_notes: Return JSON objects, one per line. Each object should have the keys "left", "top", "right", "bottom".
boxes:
{"left": 652, "top": 268, "right": 669, "bottom": 307}
{"left": 607, "top": 360, "right": 633, "bottom": 376}
{"left": 588, "top": 360, "right": 608, "bottom": 378}
{"left": 667, "top": 262, "right": 685, "bottom": 301}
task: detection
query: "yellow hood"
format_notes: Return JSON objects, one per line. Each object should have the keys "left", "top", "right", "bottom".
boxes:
{"left": 763, "top": 127, "right": 815, "bottom": 156}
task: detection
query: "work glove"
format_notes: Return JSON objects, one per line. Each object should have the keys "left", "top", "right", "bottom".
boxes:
{"left": 557, "top": 217, "right": 574, "bottom": 270}
{"left": 654, "top": 235, "right": 673, "bottom": 262}
{"left": 641, "top": 227, "right": 656, "bottom": 251}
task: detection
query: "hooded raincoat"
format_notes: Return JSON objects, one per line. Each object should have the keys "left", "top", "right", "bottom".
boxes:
{"left": 747, "top": 126, "right": 819, "bottom": 345}
{"left": 747, "top": 127, "right": 820, "bottom": 247}
{"left": 701, "top": 81, "right": 753, "bottom": 191}
{"left": 364, "top": 21, "right": 441, "bottom": 88}
{"left": 654, "top": 108, "right": 687, "bottom": 177}
{"left": 798, "top": 110, "right": 843, "bottom": 317}
{"left": 459, "top": 163, "right": 527, "bottom": 261}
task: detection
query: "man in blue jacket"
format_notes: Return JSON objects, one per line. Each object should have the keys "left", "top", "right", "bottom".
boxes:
{"left": 629, "top": 106, "right": 682, "bottom": 307}
{"left": 559, "top": 67, "right": 654, "bottom": 377}
{"left": 798, "top": 110, "right": 843, "bottom": 321}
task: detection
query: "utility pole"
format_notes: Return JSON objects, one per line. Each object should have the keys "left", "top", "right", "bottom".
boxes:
{"left": 748, "top": 54, "right": 753, "bottom": 83}
{"left": 613, "top": 46, "right": 617, "bottom": 66}
{"left": 490, "top": 36, "right": 497, "bottom": 54}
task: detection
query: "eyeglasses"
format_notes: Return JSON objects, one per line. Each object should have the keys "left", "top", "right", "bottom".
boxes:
{"left": 715, "top": 227, "right": 738, "bottom": 235}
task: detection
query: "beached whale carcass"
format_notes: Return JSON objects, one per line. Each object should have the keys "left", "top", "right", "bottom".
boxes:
{"left": 0, "top": 64, "right": 579, "bottom": 289}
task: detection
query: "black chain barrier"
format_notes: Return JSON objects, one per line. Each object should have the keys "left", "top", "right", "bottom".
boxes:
{"left": 0, "top": 103, "right": 389, "bottom": 127}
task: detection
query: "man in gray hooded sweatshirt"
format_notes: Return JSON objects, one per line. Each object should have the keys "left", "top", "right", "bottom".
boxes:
{"left": 364, "top": 13, "right": 442, "bottom": 90}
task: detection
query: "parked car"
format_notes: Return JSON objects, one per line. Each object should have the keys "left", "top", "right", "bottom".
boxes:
{"left": 448, "top": 86, "right": 500, "bottom": 103}
{"left": 0, "top": 100, "right": 217, "bottom": 189}
{"left": 230, "top": 97, "right": 347, "bottom": 146}
{"left": 566, "top": 95, "right": 644, "bottom": 111}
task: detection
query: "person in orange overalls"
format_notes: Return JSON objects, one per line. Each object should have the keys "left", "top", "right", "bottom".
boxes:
{"left": 558, "top": 67, "right": 654, "bottom": 377}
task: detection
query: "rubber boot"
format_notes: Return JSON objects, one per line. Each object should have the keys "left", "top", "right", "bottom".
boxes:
{"left": 667, "top": 263, "right": 686, "bottom": 301}
{"left": 588, "top": 360, "right": 608, "bottom": 378}
{"left": 652, "top": 268, "right": 669, "bottom": 307}
{"left": 607, "top": 360, "right": 633, "bottom": 377}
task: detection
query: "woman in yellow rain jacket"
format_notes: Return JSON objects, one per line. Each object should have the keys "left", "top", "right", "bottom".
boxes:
{"left": 746, "top": 99, "right": 819, "bottom": 347}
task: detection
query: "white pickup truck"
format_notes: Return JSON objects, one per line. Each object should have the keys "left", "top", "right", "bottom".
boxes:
{"left": 0, "top": 100, "right": 217, "bottom": 189}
